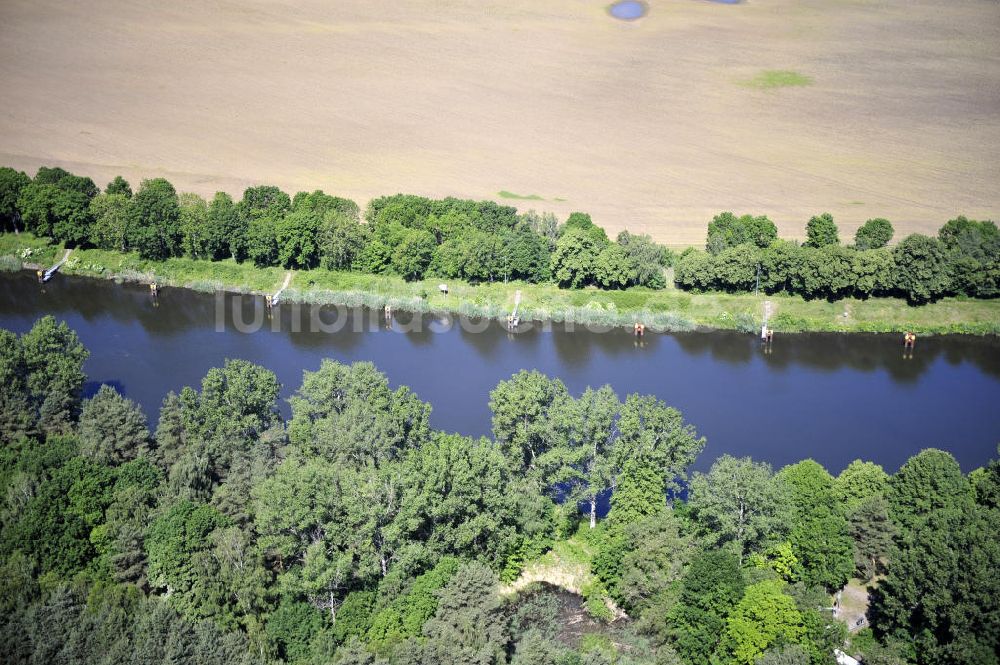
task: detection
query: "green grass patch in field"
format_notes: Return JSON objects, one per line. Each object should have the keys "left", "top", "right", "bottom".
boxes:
{"left": 742, "top": 70, "right": 813, "bottom": 89}
{"left": 497, "top": 190, "right": 544, "bottom": 201}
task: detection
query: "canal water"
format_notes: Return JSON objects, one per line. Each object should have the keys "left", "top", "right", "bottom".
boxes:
{"left": 1, "top": 272, "right": 998, "bottom": 473}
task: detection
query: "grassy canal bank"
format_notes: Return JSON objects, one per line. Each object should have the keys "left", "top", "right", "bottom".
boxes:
{"left": 3, "top": 233, "right": 999, "bottom": 335}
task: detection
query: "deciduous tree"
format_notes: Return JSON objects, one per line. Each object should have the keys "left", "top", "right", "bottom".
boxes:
{"left": 666, "top": 549, "right": 746, "bottom": 663}
{"left": 938, "top": 216, "right": 1000, "bottom": 298}
{"left": 292, "top": 189, "right": 359, "bottom": 221}
{"left": 127, "top": 178, "right": 183, "bottom": 260}
{"left": 673, "top": 249, "right": 717, "bottom": 291}
{"left": 319, "top": 212, "right": 370, "bottom": 270}
{"left": 0, "top": 167, "right": 30, "bottom": 232}
{"left": 207, "top": 191, "right": 241, "bottom": 260}
{"left": 551, "top": 228, "right": 605, "bottom": 288}
{"left": 712, "top": 244, "right": 760, "bottom": 292}
{"left": 855, "top": 218, "right": 894, "bottom": 250}
{"left": 245, "top": 216, "right": 279, "bottom": 266}
{"left": 706, "top": 212, "right": 777, "bottom": 254}
{"left": 892, "top": 234, "right": 952, "bottom": 303}
{"left": 489, "top": 370, "right": 571, "bottom": 481}
{"left": 851, "top": 248, "right": 896, "bottom": 297}
{"left": 834, "top": 459, "right": 889, "bottom": 511}
{"left": 594, "top": 243, "right": 634, "bottom": 289}
{"left": 275, "top": 209, "right": 321, "bottom": 269}
{"left": 805, "top": 213, "right": 839, "bottom": 248}
{"left": 616, "top": 393, "right": 705, "bottom": 498}
{"left": 88, "top": 193, "right": 132, "bottom": 251}
{"left": 688, "top": 455, "right": 789, "bottom": 563}
{"left": 396, "top": 433, "right": 522, "bottom": 567}
{"left": 288, "top": 360, "right": 430, "bottom": 468}
{"left": 617, "top": 230, "right": 669, "bottom": 288}
{"left": 776, "top": 460, "right": 854, "bottom": 590}
{"left": 178, "top": 193, "right": 215, "bottom": 259}
{"left": 145, "top": 500, "right": 231, "bottom": 621}
{"left": 105, "top": 175, "right": 133, "bottom": 198}
{"left": 596, "top": 507, "right": 689, "bottom": 616}
{"left": 718, "top": 579, "right": 805, "bottom": 665}
{"left": 0, "top": 329, "right": 34, "bottom": 439}
{"left": 17, "top": 181, "right": 93, "bottom": 245}
{"left": 554, "top": 386, "right": 619, "bottom": 528}
{"left": 391, "top": 229, "right": 436, "bottom": 280}
{"left": 888, "top": 448, "right": 972, "bottom": 532}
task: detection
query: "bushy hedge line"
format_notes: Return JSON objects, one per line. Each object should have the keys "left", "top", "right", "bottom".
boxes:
{"left": 677, "top": 213, "right": 999, "bottom": 303}
{"left": 0, "top": 166, "right": 670, "bottom": 290}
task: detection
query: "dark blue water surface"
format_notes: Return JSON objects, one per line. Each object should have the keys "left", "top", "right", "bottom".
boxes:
{"left": 608, "top": 1, "right": 648, "bottom": 21}
{"left": 1, "top": 272, "right": 998, "bottom": 473}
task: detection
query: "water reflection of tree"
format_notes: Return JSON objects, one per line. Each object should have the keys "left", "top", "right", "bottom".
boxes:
{"left": 2, "top": 271, "right": 997, "bottom": 384}
{"left": 284, "top": 305, "right": 366, "bottom": 354}
{"left": 672, "top": 331, "right": 756, "bottom": 365}
{"left": 455, "top": 318, "right": 525, "bottom": 362}
{"left": 2, "top": 272, "right": 166, "bottom": 327}
{"left": 550, "top": 323, "right": 662, "bottom": 367}
{"left": 671, "top": 330, "right": 1000, "bottom": 383}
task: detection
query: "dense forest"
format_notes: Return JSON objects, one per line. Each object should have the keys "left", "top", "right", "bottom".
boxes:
{"left": 1, "top": 316, "right": 998, "bottom": 665}
{"left": 2, "top": 165, "right": 997, "bottom": 303}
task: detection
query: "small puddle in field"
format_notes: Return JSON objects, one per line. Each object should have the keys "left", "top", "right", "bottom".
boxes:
{"left": 608, "top": 0, "right": 648, "bottom": 20}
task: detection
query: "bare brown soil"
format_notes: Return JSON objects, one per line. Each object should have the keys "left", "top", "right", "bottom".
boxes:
{"left": 2, "top": 0, "right": 998, "bottom": 245}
